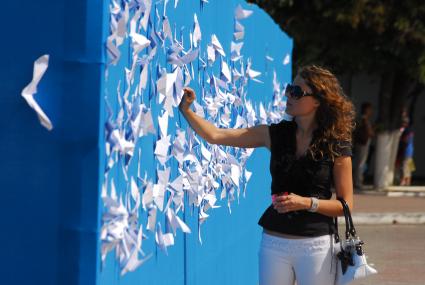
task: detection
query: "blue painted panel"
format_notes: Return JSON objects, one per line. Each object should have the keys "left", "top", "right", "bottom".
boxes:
{"left": 97, "top": 1, "right": 292, "bottom": 285}
{"left": 176, "top": 3, "right": 292, "bottom": 285}
{"left": 0, "top": 1, "right": 105, "bottom": 285}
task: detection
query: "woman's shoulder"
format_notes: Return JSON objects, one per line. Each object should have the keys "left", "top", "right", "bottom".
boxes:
{"left": 269, "top": 119, "right": 295, "bottom": 132}
{"left": 268, "top": 119, "right": 295, "bottom": 149}
{"left": 332, "top": 139, "right": 353, "bottom": 157}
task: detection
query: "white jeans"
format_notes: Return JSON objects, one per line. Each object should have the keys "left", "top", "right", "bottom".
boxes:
{"left": 258, "top": 232, "right": 336, "bottom": 285}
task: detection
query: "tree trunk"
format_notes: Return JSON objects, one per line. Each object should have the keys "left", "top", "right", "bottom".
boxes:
{"left": 407, "top": 83, "right": 424, "bottom": 125}
{"left": 373, "top": 69, "right": 409, "bottom": 189}
{"left": 374, "top": 130, "right": 402, "bottom": 189}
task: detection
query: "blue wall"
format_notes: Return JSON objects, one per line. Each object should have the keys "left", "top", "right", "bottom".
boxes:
{"left": 0, "top": 1, "right": 291, "bottom": 285}
{"left": 98, "top": 1, "right": 292, "bottom": 285}
{"left": 0, "top": 1, "right": 105, "bottom": 284}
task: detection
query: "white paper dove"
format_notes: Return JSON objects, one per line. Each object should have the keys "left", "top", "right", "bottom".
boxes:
{"left": 21, "top": 54, "right": 53, "bottom": 131}
{"left": 234, "top": 4, "right": 253, "bottom": 20}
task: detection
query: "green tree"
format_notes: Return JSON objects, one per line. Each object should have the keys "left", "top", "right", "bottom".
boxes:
{"left": 247, "top": 0, "right": 425, "bottom": 188}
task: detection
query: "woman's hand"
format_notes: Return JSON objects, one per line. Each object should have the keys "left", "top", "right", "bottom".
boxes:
{"left": 273, "top": 193, "right": 311, "bottom": 213}
{"left": 179, "top": 87, "right": 196, "bottom": 112}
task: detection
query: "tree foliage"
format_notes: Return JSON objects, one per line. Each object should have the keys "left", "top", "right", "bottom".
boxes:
{"left": 247, "top": 0, "right": 425, "bottom": 130}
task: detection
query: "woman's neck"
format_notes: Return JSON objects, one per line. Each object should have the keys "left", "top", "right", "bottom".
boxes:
{"left": 294, "top": 115, "right": 317, "bottom": 137}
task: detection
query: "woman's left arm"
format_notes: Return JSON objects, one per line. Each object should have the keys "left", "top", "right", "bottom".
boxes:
{"left": 314, "top": 156, "right": 353, "bottom": 216}
{"left": 273, "top": 156, "right": 353, "bottom": 217}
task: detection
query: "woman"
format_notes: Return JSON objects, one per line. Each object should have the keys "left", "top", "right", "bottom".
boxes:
{"left": 352, "top": 102, "right": 375, "bottom": 189}
{"left": 178, "top": 65, "right": 355, "bottom": 285}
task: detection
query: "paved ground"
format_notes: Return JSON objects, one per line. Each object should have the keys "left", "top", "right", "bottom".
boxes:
{"left": 353, "top": 192, "right": 425, "bottom": 213}
{"left": 292, "top": 188, "right": 424, "bottom": 284}
{"left": 333, "top": 190, "right": 425, "bottom": 284}
{"left": 351, "top": 225, "right": 425, "bottom": 285}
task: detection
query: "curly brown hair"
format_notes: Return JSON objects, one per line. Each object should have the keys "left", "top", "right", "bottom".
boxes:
{"left": 298, "top": 65, "right": 356, "bottom": 161}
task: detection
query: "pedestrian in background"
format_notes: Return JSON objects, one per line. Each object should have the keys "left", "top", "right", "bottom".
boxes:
{"left": 395, "top": 109, "right": 416, "bottom": 186}
{"left": 352, "top": 102, "right": 375, "bottom": 189}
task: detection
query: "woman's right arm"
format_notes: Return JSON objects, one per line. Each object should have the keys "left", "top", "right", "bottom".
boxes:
{"left": 179, "top": 87, "right": 271, "bottom": 149}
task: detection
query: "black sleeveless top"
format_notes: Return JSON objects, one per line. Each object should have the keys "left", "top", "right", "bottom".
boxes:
{"left": 258, "top": 119, "right": 352, "bottom": 237}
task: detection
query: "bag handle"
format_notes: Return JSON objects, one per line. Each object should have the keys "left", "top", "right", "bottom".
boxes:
{"left": 334, "top": 197, "right": 357, "bottom": 241}
{"left": 338, "top": 197, "right": 357, "bottom": 238}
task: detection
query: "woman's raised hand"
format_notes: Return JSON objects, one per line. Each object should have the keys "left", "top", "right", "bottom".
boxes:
{"left": 179, "top": 87, "right": 197, "bottom": 112}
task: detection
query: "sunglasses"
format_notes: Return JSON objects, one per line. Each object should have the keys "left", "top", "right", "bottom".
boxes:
{"left": 285, "top": 84, "right": 315, "bottom": 100}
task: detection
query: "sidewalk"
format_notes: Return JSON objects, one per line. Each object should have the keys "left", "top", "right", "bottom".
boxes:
{"left": 337, "top": 186, "right": 425, "bottom": 225}
{"left": 335, "top": 187, "right": 425, "bottom": 284}
{"left": 351, "top": 225, "right": 425, "bottom": 285}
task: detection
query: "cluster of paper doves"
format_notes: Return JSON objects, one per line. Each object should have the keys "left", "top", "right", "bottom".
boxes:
{"left": 101, "top": 0, "right": 287, "bottom": 274}
{"left": 19, "top": 0, "right": 291, "bottom": 277}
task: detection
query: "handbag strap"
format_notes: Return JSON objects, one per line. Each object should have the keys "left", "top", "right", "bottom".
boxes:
{"left": 334, "top": 216, "right": 340, "bottom": 243}
{"left": 338, "top": 197, "right": 357, "bottom": 238}
{"left": 334, "top": 197, "right": 357, "bottom": 241}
